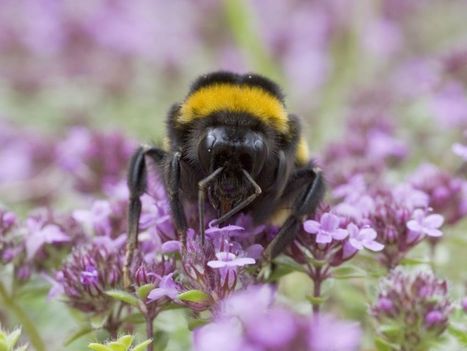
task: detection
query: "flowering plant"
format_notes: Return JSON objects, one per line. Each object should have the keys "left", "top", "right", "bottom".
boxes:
{"left": 1, "top": 1, "right": 467, "bottom": 351}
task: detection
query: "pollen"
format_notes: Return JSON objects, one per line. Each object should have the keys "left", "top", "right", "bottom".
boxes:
{"left": 179, "top": 84, "right": 290, "bottom": 134}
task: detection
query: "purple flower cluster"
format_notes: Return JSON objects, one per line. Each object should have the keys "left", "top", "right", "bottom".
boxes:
{"left": 0, "top": 120, "right": 56, "bottom": 204}
{"left": 410, "top": 163, "right": 467, "bottom": 226}
{"left": 194, "top": 285, "right": 362, "bottom": 351}
{"left": 180, "top": 224, "right": 262, "bottom": 310}
{"left": 57, "top": 244, "right": 124, "bottom": 313}
{"left": 372, "top": 269, "right": 452, "bottom": 350}
{"left": 57, "top": 127, "right": 136, "bottom": 194}
{"left": 0, "top": 208, "right": 18, "bottom": 264}
{"left": 0, "top": 207, "right": 84, "bottom": 282}
{"left": 333, "top": 177, "right": 444, "bottom": 269}
{"left": 298, "top": 211, "right": 383, "bottom": 265}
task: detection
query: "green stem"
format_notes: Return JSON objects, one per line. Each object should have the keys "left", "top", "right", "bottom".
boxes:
{"left": 312, "top": 267, "right": 322, "bottom": 314}
{"left": 0, "top": 282, "right": 46, "bottom": 351}
{"left": 145, "top": 315, "right": 155, "bottom": 351}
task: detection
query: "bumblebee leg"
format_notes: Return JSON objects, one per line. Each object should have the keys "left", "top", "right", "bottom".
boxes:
{"left": 124, "top": 146, "right": 165, "bottom": 288}
{"left": 211, "top": 169, "right": 262, "bottom": 226}
{"left": 198, "top": 167, "right": 223, "bottom": 244}
{"left": 263, "top": 167, "right": 325, "bottom": 260}
{"left": 166, "top": 152, "right": 189, "bottom": 246}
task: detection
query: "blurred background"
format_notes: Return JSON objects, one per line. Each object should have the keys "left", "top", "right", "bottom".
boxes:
{"left": 1, "top": 0, "right": 466, "bottom": 142}
{"left": 1, "top": 0, "right": 467, "bottom": 350}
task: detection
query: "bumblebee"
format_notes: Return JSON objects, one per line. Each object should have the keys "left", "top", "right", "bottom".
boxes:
{"left": 124, "top": 71, "right": 324, "bottom": 285}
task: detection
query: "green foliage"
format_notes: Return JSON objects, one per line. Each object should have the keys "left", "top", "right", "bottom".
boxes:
{"left": 88, "top": 335, "right": 151, "bottom": 351}
{"left": 0, "top": 326, "right": 28, "bottom": 351}
{"left": 177, "top": 290, "right": 210, "bottom": 303}
{"left": 105, "top": 290, "right": 140, "bottom": 307}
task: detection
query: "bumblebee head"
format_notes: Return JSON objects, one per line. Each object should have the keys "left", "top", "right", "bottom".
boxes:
{"left": 183, "top": 72, "right": 287, "bottom": 177}
{"left": 197, "top": 123, "right": 268, "bottom": 177}
{"left": 179, "top": 71, "right": 288, "bottom": 174}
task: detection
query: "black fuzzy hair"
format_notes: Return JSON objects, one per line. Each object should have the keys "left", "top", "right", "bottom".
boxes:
{"left": 189, "top": 71, "right": 285, "bottom": 102}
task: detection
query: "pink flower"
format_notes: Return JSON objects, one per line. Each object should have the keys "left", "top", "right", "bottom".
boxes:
{"left": 25, "top": 219, "right": 69, "bottom": 259}
{"left": 207, "top": 252, "right": 255, "bottom": 269}
{"left": 147, "top": 273, "right": 179, "bottom": 302}
{"left": 347, "top": 224, "right": 384, "bottom": 252}
{"left": 452, "top": 143, "right": 467, "bottom": 160}
{"left": 406, "top": 209, "right": 444, "bottom": 237}
{"left": 303, "top": 213, "right": 348, "bottom": 244}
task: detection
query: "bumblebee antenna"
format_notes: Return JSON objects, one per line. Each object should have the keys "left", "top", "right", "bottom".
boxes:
{"left": 211, "top": 169, "right": 262, "bottom": 228}
{"left": 198, "top": 167, "right": 223, "bottom": 244}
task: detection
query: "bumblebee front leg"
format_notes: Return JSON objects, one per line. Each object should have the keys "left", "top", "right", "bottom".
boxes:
{"left": 263, "top": 166, "right": 325, "bottom": 260}
{"left": 124, "top": 146, "right": 165, "bottom": 288}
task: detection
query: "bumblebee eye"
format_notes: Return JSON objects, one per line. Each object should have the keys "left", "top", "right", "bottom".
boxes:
{"left": 251, "top": 138, "right": 267, "bottom": 177}
{"left": 198, "top": 130, "right": 216, "bottom": 172}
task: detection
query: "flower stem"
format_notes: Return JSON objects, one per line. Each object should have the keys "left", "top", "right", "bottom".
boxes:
{"left": 312, "top": 267, "right": 322, "bottom": 314}
{"left": 145, "top": 315, "right": 154, "bottom": 351}
{"left": 0, "top": 282, "right": 46, "bottom": 351}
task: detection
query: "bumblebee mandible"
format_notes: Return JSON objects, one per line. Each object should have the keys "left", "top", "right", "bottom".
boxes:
{"left": 124, "top": 71, "right": 325, "bottom": 286}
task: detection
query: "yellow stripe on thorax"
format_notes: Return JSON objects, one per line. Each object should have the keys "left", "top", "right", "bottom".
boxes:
{"left": 179, "top": 84, "right": 289, "bottom": 134}
{"left": 295, "top": 137, "right": 310, "bottom": 165}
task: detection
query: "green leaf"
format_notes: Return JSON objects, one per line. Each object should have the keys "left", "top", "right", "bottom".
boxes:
{"left": 379, "top": 324, "right": 403, "bottom": 338}
{"left": 260, "top": 256, "right": 307, "bottom": 282}
{"left": 400, "top": 257, "right": 431, "bottom": 266}
{"left": 88, "top": 343, "right": 112, "bottom": 351}
{"left": 105, "top": 290, "right": 139, "bottom": 306}
{"left": 332, "top": 266, "right": 367, "bottom": 279}
{"left": 131, "top": 339, "right": 152, "bottom": 351}
{"left": 6, "top": 328, "right": 21, "bottom": 347}
{"left": 137, "top": 284, "right": 154, "bottom": 300}
{"left": 177, "top": 290, "right": 210, "bottom": 303}
{"left": 160, "top": 302, "right": 185, "bottom": 312}
{"left": 448, "top": 324, "right": 467, "bottom": 346}
{"left": 108, "top": 342, "right": 126, "bottom": 351}
{"left": 121, "top": 312, "right": 146, "bottom": 325}
{"left": 90, "top": 312, "right": 109, "bottom": 329}
{"left": 64, "top": 325, "right": 94, "bottom": 346}
{"left": 150, "top": 331, "right": 168, "bottom": 351}
{"left": 375, "top": 337, "right": 397, "bottom": 351}
{"left": 187, "top": 318, "right": 210, "bottom": 331}
{"left": 0, "top": 340, "right": 9, "bottom": 351}
{"left": 116, "top": 335, "right": 134, "bottom": 349}
{"left": 306, "top": 295, "right": 328, "bottom": 305}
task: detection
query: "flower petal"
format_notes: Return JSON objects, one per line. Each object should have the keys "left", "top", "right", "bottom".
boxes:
{"left": 161, "top": 240, "right": 181, "bottom": 253}
{"left": 332, "top": 228, "right": 349, "bottom": 240}
{"left": 346, "top": 223, "right": 359, "bottom": 237}
{"left": 205, "top": 224, "right": 244, "bottom": 234}
{"left": 316, "top": 232, "right": 332, "bottom": 244}
{"left": 207, "top": 260, "right": 227, "bottom": 268}
{"left": 363, "top": 240, "right": 384, "bottom": 252}
{"left": 360, "top": 228, "right": 377, "bottom": 241}
{"left": 321, "top": 213, "right": 339, "bottom": 231}
{"left": 216, "top": 252, "right": 236, "bottom": 261}
{"left": 303, "top": 220, "right": 320, "bottom": 233}
{"left": 349, "top": 238, "right": 364, "bottom": 250}
{"left": 407, "top": 220, "right": 422, "bottom": 232}
{"left": 148, "top": 288, "right": 170, "bottom": 301}
{"left": 230, "top": 257, "right": 255, "bottom": 267}
{"left": 423, "top": 214, "right": 444, "bottom": 229}
{"left": 424, "top": 227, "right": 443, "bottom": 237}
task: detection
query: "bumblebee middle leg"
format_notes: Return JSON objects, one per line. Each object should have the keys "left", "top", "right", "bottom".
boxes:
{"left": 263, "top": 166, "right": 325, "bottom": 260}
